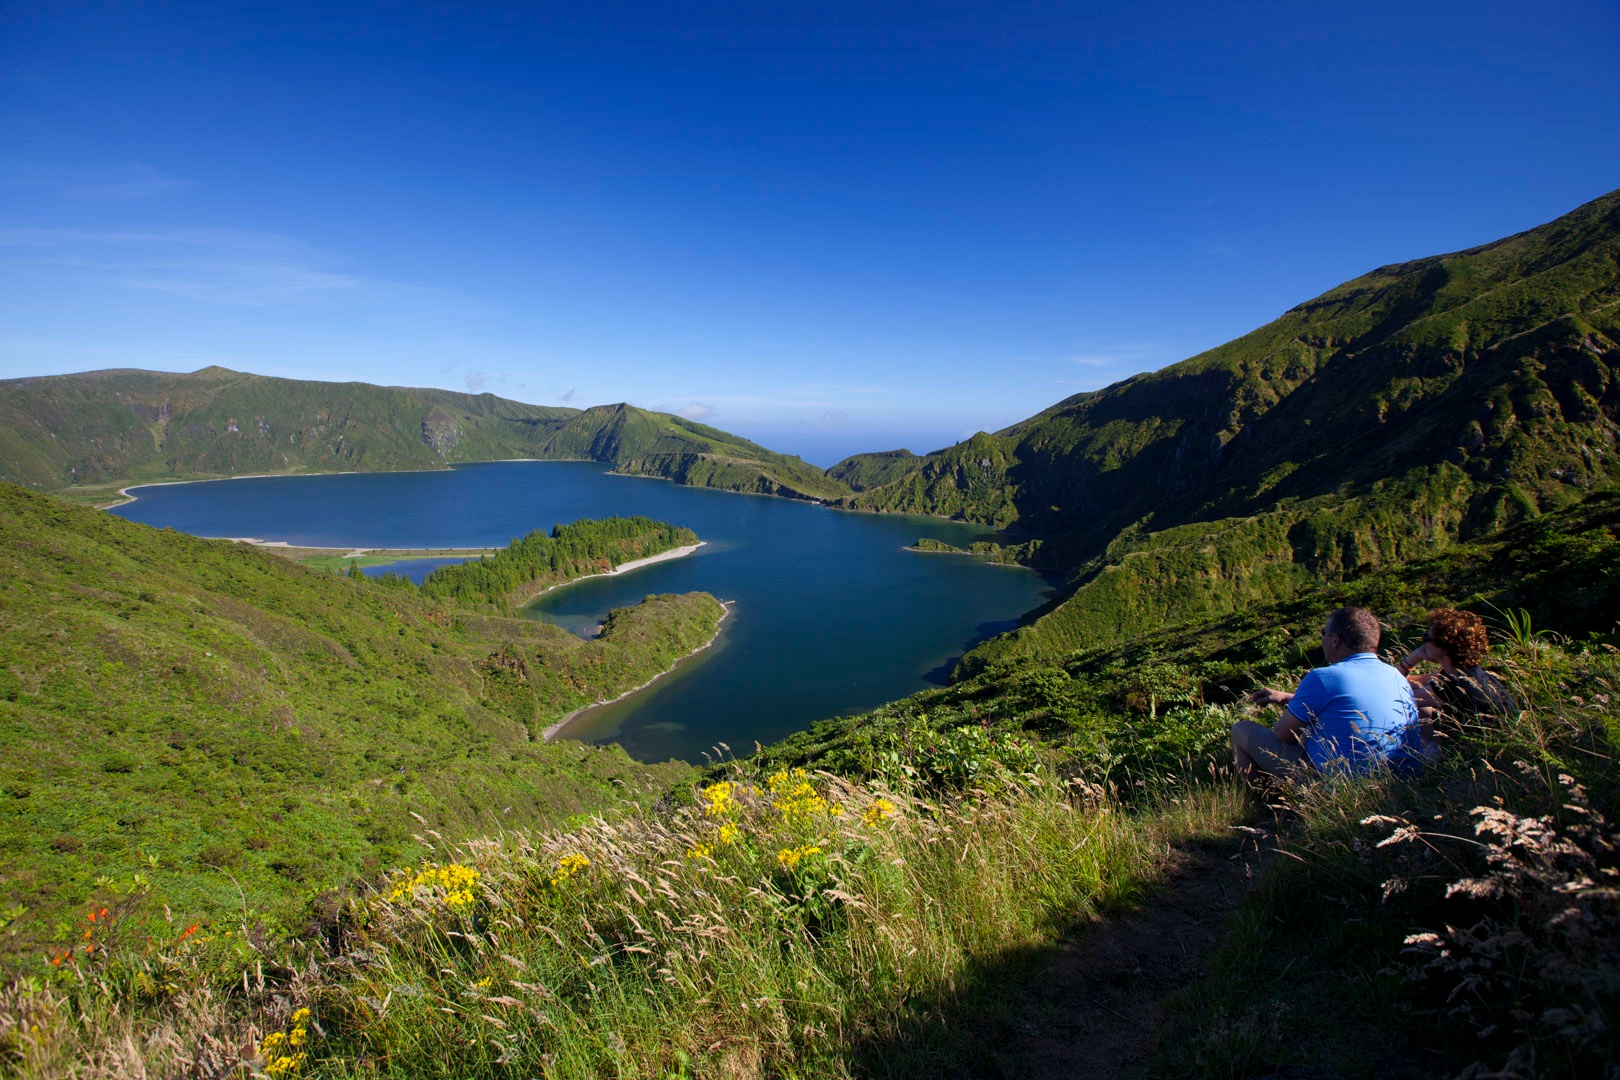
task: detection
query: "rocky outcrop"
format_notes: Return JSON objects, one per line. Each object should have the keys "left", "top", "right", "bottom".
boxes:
{"left": 421, "top": 407, "right": 462, "bottom": 456}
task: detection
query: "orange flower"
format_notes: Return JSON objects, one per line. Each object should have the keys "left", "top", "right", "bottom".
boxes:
{"left": 179, "top": 923, "right": 199, "bottom": 940}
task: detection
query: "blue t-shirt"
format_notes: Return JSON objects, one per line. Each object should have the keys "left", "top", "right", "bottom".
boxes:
{"left": 1287, "top": 653, "right": 1422, "bottom": 775}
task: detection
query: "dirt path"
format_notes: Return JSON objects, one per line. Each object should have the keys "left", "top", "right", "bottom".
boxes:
{"left": 989, "top": 831, "right": 1270, "bottom": 1079}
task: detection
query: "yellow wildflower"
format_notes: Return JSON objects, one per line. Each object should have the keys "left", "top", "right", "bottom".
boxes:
{"left": 775, "top": 844, "right": 823, "bottom": 870}
{"left": 387, "top": 862, "right": 481, "bottom": 906}
{"left": 772, "top": 780, "right": 831, "bottom": 821}
{"left": 700, "top": 781, "right": 737, "bottom": 818}
{"left": 716, "top": 822, "right": 739, "bottom": 845}
{"left": 260, "top": 1009, "right": 313, "bottom": 1077}
{"left": 265, "top": 1052, "right": 306, "bottom": 1078}
{"left": 686, "top": 842, "right": 714, "bottom": 860}
{"left": 551, "top": 852, "right": 590, "bottom": 887}
{"left": 862, "top": 798, "right": 898, "bottom": 827}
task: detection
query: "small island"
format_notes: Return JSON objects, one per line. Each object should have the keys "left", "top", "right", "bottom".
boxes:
{"left": 905, "top": 537, "right": 1027, "bottom": 564}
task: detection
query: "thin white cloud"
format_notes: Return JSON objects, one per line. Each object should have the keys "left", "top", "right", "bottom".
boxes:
{"left": 1066, "top": 342, "right": 1167, "bottom": 369}
{"left": 649, "top": 383, "right": 890, "bottom": 414}
{"left": 677, "top": 401, "right": 717, "bottom": 421}
{"left": 0, "top": 227, "right": 484, "bottom": 310}
{"left": 0, "top": 160, "right": 193, "bottom": 199}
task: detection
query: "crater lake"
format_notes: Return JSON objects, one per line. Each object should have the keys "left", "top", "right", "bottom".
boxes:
{"left": 112, "top": 461, "right": 1053, "bottom": 762}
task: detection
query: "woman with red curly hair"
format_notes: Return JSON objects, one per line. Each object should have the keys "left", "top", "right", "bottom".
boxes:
{"left": 1398, "top": 608, "right": 1517, "bottom": 738}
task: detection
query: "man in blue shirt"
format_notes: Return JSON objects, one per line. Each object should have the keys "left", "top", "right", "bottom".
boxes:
{"left": 1231, "top": 606, "right": 1423, "bottom": 782}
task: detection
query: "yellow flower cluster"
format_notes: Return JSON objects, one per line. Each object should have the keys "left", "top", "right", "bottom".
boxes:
{"left": 551, "top": 852, "right": 590, "bottom": 887}
{"left": 862, "top": 797, "right": 898, "bottom": 827}
{"left": 687, "top": 819, "right": 741, "bottom": 860}
{"left": 776, "top": 844, "right": 823, "bottom": 870}
{"left": 700, "top": 780, "right": 738, "bottom": 818}
{"left": 767, "top": 769, "right": 839, "bottom": 821}
{"left": 387, "top": 863, "right": 480, "bottom": 909}
{"left": 261, "top": 1007, "right": 311, "bottom": 1077}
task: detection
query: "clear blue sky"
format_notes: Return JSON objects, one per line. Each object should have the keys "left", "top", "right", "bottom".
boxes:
{"left": 3, "top": 1, "right": 1617, "bottom": 465}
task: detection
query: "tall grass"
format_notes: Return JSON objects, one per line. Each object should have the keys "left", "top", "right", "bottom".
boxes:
{"left": 1152, "top": 639, "right": 1619, "bottom": 1079}
{"left": 1, "top": 769, "right": 1246, "bottom": 1078}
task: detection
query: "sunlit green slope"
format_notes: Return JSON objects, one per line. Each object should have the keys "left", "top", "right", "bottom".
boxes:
{"left": 0, "top": 368, "right": 855, "bottom": 503}
{"left": 756, "top": 486, "right": 1620, "bottom": 780}
{"left": 0, "top": 483, "right": 719, "bottom": 951}
{"left": 534, "top": 403, "right": 851, "bottom": 501}
{"left": 838, "top": 188, "right": 1620, "bottom": 666}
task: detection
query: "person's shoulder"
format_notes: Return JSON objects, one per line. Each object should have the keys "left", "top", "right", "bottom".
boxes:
{"left": 1345, "top": 652, "right": 1406, "bottom": 678}
{"left": 1287, "top": 667, "right": 1329, "bottom": 715}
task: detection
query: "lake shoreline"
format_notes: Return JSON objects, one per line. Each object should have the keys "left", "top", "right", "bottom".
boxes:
{"left": 529, "top": 542, "right": 707, "bottom": 599}
{"left": 542, "top": 599, "right": 733, "bottom": 744}
{"left": 101, "top": 459, "right": 1054, "bottom": 762}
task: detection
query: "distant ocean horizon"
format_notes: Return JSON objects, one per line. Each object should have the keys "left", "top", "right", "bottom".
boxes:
{"left": 113, "top": 461, "right": 1053, "bottom": 762}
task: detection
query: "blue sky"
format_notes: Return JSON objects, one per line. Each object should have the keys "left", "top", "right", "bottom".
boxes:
{"left": 3, "top": 2, "right": 1617, "bottom": 466}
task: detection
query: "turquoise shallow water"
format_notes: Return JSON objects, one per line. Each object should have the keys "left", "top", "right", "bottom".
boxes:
{"left": 113, "top": 461, "right": 1053, "bottom": 762}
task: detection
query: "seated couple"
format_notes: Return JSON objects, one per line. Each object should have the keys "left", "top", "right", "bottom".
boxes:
{"left": 1230, "top": 606, "right": 1512, "bottom": 783}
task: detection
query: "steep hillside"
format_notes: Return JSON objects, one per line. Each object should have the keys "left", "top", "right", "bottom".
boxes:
{"left": 18, "top": 487, "right": 1616, "bottom": 1078}
{"left": 0, "top": 369, "right": 855, "bottom": 504}
{"left": 536, "top": 403, "right": 851, "bottom": 501}
{"left": 0, "top": 367, "right": 572, "bottom": 489}
{"left": 761, "top": 486, "right": 1620, "bottom": 774}
{"left": 827, "top": 448, "right": 925, "bottom": 491}
{"left": 842, "top": 189, "right": 1620, "bottom": 665}
{"left": 0, "top": 483, "right": 720, "bottom": 949}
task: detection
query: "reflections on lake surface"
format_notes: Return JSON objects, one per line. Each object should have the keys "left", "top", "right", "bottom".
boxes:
{"left": 114, "top": 462, "right": 1054, "bottom": 761}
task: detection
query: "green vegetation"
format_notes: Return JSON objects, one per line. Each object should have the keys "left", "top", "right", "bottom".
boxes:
{"left": 0, "top": 366, "right": 573, "bottom": 491}
{"left": 290, "top": 549, "right": 490, "bottom": 575}
{"left": 3, "top": 191, "right": 1619, "bottom": 1076}
{"left": 10, "top": 577, "right": 1613, "bottom": 1076}
{"left": 827, "top": 447, "right": 926, "bottom": 491}
{"left": 417, "top": 517, "right": 698, "bottom": 609}
{"left": 0, "top": 369, "right": 854, "bottom": 504}
{"left": 2, "top": 452, "right": 1616, "bottom": 1080}
{"left": 4, "top": 759, "right": 1249, "bottom": 1078}
{"left": 842, "top": 431, "right": 1022, "bottom": 528}
{"left": 908, "top": 536, "right": 1031, "bottom": 564}
{"left": 541, "top": 404, "right": 851, "bottom": 502}
{"left": 0, "top": 483, "right": 725, "bottom": 961}
{"left": 766, "top": 487, "right": 1619, "bottom": 782}
{"left": 839, "top": 188, "right": 1620, "bottom": 666}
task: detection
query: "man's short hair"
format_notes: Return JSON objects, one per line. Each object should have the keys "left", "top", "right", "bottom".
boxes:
{"left": 1325, "top": 606, "right": 1380, "bottom": 652}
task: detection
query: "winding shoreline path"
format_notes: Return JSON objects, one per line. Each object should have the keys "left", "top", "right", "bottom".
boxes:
{"left": 542, "top": 598, "right": 732, "bottom": 743}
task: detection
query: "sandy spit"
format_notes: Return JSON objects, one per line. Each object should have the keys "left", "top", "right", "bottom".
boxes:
{"left": 542, "top": 599, "right": 732, "bottom": 743}
{"left": 531, "top": 542, "right": 706, "bottom": 597}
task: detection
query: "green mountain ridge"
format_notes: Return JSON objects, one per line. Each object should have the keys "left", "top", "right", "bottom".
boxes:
{"left": 835, "top": 188, "right": 1620, "bottom": 669}
{"left": 0, "top": 368, "right": 851, "bottom": 504}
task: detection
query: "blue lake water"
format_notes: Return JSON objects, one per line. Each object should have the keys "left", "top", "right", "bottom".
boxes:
{"left": 112, "top": 462, "right": 1054, "bottom": 762}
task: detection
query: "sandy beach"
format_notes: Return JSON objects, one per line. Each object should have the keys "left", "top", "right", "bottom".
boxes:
{"left": 532, "top": 541, "right": 706, "bottom": 597}
{"left": 542, "top": 598, "right": 732, "bottom": 743}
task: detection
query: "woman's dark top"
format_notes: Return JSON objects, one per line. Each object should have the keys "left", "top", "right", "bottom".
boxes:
{"left": 1430, "top": 665, "right": 1517, "bottom": 721}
